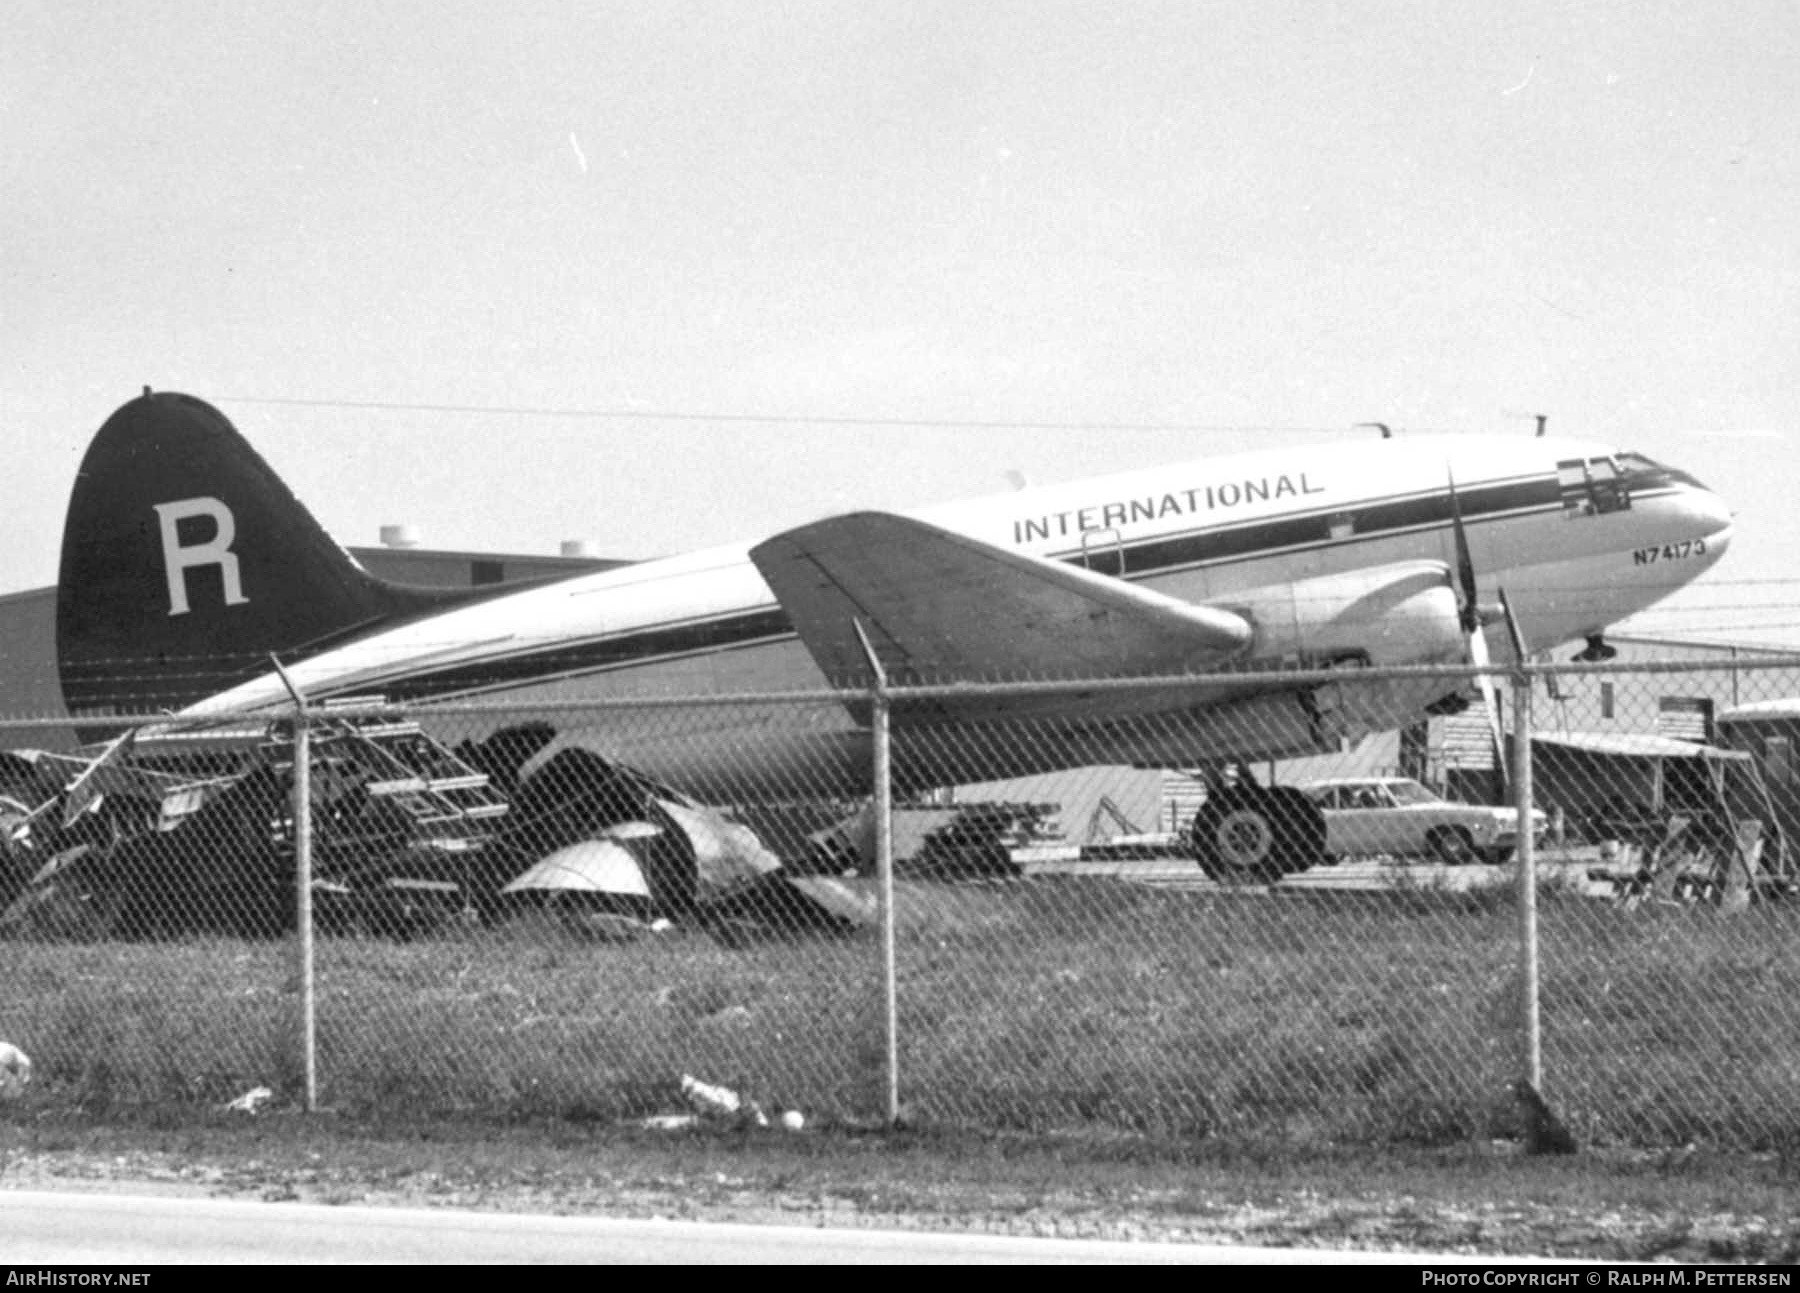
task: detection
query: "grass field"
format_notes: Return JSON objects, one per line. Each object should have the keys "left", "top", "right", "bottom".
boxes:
{"left": 2, "top": 876, "right": 1796, "bottom": 1152}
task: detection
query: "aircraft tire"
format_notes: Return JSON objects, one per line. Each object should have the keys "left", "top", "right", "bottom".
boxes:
{"left": 1190, "top": 786, "right": 1326, "bottom": 885}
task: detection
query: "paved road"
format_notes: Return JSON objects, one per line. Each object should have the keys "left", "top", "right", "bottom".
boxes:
{"left": 0, "top": 1189, "right": 1498, "bottom": 1264}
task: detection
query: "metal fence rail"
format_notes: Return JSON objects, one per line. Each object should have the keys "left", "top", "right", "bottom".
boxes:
{"left": 1, "top": 656, "right": 1798, "bottom": 1148}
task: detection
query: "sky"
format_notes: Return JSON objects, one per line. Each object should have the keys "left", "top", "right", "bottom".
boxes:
{"left": 8, "top": 2, "right": 1799, "bottom": 644}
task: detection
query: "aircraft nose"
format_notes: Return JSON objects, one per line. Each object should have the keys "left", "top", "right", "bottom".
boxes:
{"left": 1691, "top": 484, "right": 1734, "bottom": 536}
{"left": 1704, "top": 517, "right": 1733, "bottom": 563}
{"left": 1687, "top": 485, "right": 1734, "bottom": 561}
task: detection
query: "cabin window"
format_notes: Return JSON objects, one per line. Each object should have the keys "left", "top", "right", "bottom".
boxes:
{"left": 1558, "top": 456, "right": 1633, "bottom": 518}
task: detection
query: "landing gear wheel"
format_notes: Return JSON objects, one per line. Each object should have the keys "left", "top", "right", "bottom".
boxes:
{"left": 1190, "top": 786, "right": 1326, "bottom": 885}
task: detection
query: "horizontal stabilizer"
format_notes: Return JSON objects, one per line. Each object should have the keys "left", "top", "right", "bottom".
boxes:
{"left": 749, "top": 512, "right": 1252, "bottom": 687}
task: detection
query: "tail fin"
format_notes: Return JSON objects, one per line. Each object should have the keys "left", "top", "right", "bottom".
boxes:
{"left": 57, "top": 391, "right": 462, "bottom": 716}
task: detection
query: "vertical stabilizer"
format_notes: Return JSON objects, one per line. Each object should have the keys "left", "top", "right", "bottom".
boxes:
{"left": 57, "top": 392, "right": 461, "bottom": 716}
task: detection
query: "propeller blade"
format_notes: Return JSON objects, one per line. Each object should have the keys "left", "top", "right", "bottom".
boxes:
{"left": 1467, "top": 618, "right": 1508, "bottom": 798}
{"left": 1448, "top": 469, "right": 1521, "bottom": 798}
{"left": 1447, "top": 469, "right": 1480, "bottom": 633}
{"left": 1499, "top": 587, "right": 1528, "bottom": 663}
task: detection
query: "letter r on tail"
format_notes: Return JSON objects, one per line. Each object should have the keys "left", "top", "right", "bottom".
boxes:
{"left": 154, "top": 496, "right": 248, "bottom": 616}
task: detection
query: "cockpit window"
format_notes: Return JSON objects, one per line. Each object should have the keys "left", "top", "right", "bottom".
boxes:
{"left": 1558, "top": 456, "right": 1632, "bottom": 517}
{"left": 1614, "top": 452, "right": 1706, "bottom": 491}
{"left": 1588, "top": 456, "right": 1628, "bottom": 513}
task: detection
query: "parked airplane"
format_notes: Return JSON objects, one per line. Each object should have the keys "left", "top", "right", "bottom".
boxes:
{"left": 56, "top": 391, "right": 1733, "bottom": 880}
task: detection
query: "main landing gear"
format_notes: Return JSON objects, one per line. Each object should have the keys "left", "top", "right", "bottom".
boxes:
{"left": 1188, "top": 767, "right": 1327, "bottom": 886}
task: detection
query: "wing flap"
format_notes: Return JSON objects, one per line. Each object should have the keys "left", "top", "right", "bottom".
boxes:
{"left": 749, "top": 512, "right": 1252, "bottom": 688}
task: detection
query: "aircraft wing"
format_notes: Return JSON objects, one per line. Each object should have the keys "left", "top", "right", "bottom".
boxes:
{"left": 749, "top": 512, "right": 1253, "bottom": 690}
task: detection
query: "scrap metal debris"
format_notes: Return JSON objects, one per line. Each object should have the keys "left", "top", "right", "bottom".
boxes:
{"left": 1, "top": 716, "right": 507, "bottom": 939}
{"left": 680, "top": 1073, "right": 768, "bottom": 1127}
{"left": 485, "top": 746, "right": 867, "bottom": 941}
{"left": 0, "top": 717, "right": 872, "bottom": 945}
{"left": 224, "top": 1085, "right": 274, "bottom": 1114}
{"left": 0, "top": 1041, "right": 31, "bottom": 1099}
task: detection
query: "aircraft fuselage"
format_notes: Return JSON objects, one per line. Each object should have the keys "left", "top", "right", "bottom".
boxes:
{"left": 157, "top": 432, "right": 1729, "bottom": 797}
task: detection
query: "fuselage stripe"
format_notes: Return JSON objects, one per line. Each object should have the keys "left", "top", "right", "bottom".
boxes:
{"left": 311, "top": 476, "right": 1613, "bottom": 703}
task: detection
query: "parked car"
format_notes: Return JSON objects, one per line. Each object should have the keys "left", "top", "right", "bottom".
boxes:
{"left": 1298, "top": 777, "right": 1546, "bottom": 865}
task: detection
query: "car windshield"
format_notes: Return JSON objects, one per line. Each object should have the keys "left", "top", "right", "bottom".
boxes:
{"left": 1384, "top": 780, "right": 1442, "bottom": 806}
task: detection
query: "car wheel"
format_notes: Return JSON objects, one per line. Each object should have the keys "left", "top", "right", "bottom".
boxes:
{"left": 1480, "top": 846, "right": 1514, "bottom": 866}
{"left": 1190, "top": 787, "right": 1326, "bottom": 884}
{"left": 1427, "top": 827, "right": 1477, "bottom": 866}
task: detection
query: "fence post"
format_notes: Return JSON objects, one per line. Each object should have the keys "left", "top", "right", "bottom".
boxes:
{"left": 271, "top": 656, "right": 318, "bottom": 1113}
{"left": 1513, "top": 669, "right": 1541, "bottom": 1090}
{"left": 293, "top": 711, "right": 317, "bottom": 1111}
{"left": 852, "top": 622, "right": 900, "bottom": 1126}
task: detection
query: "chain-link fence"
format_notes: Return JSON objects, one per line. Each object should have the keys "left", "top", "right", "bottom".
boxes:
{"left": 2, "top": 658, "right": 1799, "bottom": 1149}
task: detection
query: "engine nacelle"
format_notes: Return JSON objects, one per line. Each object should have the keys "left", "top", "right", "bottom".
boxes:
{"left": 1227, "top": 560, "right": 1468, "bottom": 669}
